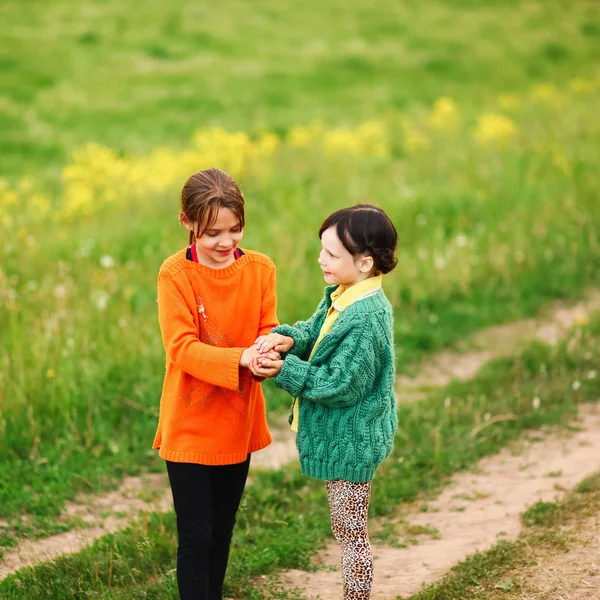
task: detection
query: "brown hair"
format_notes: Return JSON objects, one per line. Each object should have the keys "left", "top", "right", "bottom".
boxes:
{"left": 180, "top": 168, "right": 245, "bottom": 244}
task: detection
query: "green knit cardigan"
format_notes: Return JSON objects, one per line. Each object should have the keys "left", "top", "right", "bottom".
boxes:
{"left": 273, "top": 285, "right": 397, "bottom": 482}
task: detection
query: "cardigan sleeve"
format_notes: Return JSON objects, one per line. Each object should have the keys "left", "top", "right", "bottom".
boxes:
{"left": 272, "top": 296, "right": 328, "bottom": 359}
{"left": 157, "top": 272, "right": 243, "bottom": 390}
{"left": 273, "top": 320, "right": 377, "bottom": 408}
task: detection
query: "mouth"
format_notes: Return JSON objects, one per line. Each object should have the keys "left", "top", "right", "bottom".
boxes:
{"left": 216, "top": 248, "right": 233, "bottom": 256}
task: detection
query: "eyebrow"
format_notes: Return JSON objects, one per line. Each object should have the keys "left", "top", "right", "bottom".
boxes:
{"left": 205, "top": 224, "right": 241, "bottom": 233}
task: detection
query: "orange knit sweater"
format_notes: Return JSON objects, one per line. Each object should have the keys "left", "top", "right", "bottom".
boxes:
{"left": 152, "top": 248, "right": 277, "bottom": 465}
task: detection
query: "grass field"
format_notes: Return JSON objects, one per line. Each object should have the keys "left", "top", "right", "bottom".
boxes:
{"left": 1, "top": 0, "right": 600, "bottom": 597}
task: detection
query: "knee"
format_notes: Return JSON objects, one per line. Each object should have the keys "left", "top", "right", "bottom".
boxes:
{"left": 177, "top": 519, "right": 212, "bottom": 552}
{"left": 332, "top": 516, "right": 369, "bottom": 546}
{"left": 212, "top": 516, "right": 236, "bottom": 544}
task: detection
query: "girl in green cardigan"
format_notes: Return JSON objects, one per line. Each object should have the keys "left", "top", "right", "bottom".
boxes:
{"left": 251, "top": 204, "right": 398, "bottom": 600}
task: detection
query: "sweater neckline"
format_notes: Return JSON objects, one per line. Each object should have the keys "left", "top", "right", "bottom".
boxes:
{"left": 176, "top": 248, "right": 254, "bottom": 278}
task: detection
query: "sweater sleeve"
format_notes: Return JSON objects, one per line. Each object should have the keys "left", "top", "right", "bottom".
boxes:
{"left": 257, "top": 266, "right": 279, "bottom": 336}
{"left": 272, "top": 296, "right": 328, "bottom": 359}
{"left": 273, "top": 320, "right": 377, "bottom": 408}
{"left": 157, "top": 272, "right": 243, "bottom": 390}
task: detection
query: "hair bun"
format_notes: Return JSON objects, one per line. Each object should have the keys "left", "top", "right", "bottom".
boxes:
{"left": 372, "top": 247, "right": 398, "bottom": 274}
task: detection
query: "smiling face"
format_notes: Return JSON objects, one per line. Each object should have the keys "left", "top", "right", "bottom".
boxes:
{"left": 318, "top": 226, "right": 374, "bottom": 287}
{"left": 184, "top": 207, "right": 244, "bottom": 269}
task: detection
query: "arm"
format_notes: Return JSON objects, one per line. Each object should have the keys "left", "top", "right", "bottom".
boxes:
{"left": 271, "top": 295, "right": 329, "bottom": 359}
{"left": 274, "top": 321, "right": 377, "bottom": 409}
{"left": 257, "top": 267, "right": 279, "bottom": 336}
{"left": 252, "top": 266, "right": 280, "bottom": 381}
{"left": 158, "top": 272, "right": 243, "bottom": 390}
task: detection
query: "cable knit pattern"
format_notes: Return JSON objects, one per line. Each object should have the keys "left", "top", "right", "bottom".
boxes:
{"left": 273, "top": 286, "right": 397, "bottom": 482}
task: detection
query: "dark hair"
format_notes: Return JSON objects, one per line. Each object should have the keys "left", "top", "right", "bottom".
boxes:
{"left": 319, "top": 204, "right": 398, "bottom": 274}
{"left": 180, "top": 168, "right": 245, "bottom": 244}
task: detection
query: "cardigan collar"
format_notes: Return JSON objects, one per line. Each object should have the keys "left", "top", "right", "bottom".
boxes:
{"left": 329, "top": 274, "right": 383, "bottom": 312}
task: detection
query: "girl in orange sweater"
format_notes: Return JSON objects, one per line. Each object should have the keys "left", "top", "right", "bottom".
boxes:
{"left": 153, "top": 168, "right": 279, "bottom": 600}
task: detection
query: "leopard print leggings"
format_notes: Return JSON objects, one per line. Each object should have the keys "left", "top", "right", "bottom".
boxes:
{"left": 326, "top": 479, "right": 373, "bottom": 600}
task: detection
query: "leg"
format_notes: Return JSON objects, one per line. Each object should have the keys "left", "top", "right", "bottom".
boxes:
{"left": 326, "top": 479, "right": 373, "bottom": 600}
{"left": 208, "top": 455, "right": 251, "bottom": 600}
{"left": 166, "top": 461, "right": 213, "bottom": 600}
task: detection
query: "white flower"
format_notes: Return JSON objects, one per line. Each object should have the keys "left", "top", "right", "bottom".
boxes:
{"left": 588, "top": 370, "right": 597, "bottom": 380}
{"left": 100, "top": 255, "right": 115, "bottom": 269}
{"left": 96, "top": 294, "right": 108, "bottom": 311}
{"left": 456, "top": 234, "right": 468, "bottom": 247}
{"left": 119, "top": 318, "right": 127, "bottom": 328}
{"left": 66, "top": 337, "right": 75, "bottom": 348}
{"left": 444, "top": 397, "right": 452, "bottom": 408}
{"left": 418, "top": 248, "right": 428, "bottom": 261}
{"left": 53, "top": 285, "right": 67, "bottom": 298}
{"left": 429, "top": 314, "right": 439, "bottom": 324}
{"left": 572, "top": 380, "right": 581, "bottom": 391}
{"left": 532, "top": 397, "right": 541, "bottom": 410}
{"left": 484, "top": 412, "right": 491, "bottom": 421}
{"left": 435, "top": 256, "right": 446, "bottom": 270}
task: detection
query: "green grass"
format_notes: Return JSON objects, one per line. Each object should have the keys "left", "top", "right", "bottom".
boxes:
{"left": 1, "top": 0, "right": 599, "bottom": 177}
{"left": 2, "top": 314, "right": 600, "bottom": 598}
{"left": 1, "top": 70, "right": 600, "bottom": 544}
{"left": 2, "top": 0, "right": 600, "bottom": 585}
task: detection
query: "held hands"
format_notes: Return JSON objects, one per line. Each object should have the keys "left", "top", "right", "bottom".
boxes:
{"left": 248, "top": 332, "right": 293, "bottom": 379}
{"left": 240, "top": 346, "right": 280, "bottom": 369}
{"left": 254, "top": 333, "right": 294, "bottom": 354}
{"left": 249, "top": 356, "right": 284, "bottom": 379}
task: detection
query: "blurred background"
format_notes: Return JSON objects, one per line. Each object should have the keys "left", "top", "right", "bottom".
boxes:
{"left": 0, "top": 0, "right": 599, "bottom": 596}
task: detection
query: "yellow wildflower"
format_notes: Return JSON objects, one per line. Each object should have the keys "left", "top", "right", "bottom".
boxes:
{"left": 256, "top": 132, "right": 280, "bottom": 156}
{"left": 403, "top": 121, "right": 431, "bottom": 153}
{"left": 568, "top": 78, "right": 597, "bottom": 96}
{"left": 288, "top": 125, "right": 313, "bottom": 149}
{"left": 472, "top": 113, "right": 518, "bottom": 146}
{"left": 46, "top": 369, "right": 56, "bottom": 378}
{"left": 497, "top": 93, "right": 521, "bottom": 111}
{"left": 428, "top": 97, "right": 459, "bottom": 132}
{"left": 530, "top": 83, "right": 564, "bottom": 108}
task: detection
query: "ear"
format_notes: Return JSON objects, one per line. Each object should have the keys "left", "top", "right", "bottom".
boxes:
{"left": 358, "top": 255, "right": 374, "bottom": 273}
{"left": 180, "top": 211, "right": 194, "bottom": 231}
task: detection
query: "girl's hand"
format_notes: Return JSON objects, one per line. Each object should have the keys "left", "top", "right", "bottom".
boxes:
{"left": 255, "top": 333, "right": 294, "bottom": 354}
{"left": 240, "top": 346, "right": 280, "bottom": 368}
{"left": 249, "top": 357, "right": 284, "bottom": 378}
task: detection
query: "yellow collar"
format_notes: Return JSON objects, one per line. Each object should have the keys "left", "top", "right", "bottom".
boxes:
{"left": 329, "top": 274, "right": 383, "bottom": 312}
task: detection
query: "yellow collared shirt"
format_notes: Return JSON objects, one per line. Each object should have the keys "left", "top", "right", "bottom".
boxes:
{"left": 290, "top": 274, "right": 383, "bottom": 432}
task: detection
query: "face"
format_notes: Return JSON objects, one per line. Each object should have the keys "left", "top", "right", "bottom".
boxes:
{"left": 187, "top": 207, "right": 244, "bottom": 269}
{"left": 318, "top": 227, "right": 373, "bottom": 287}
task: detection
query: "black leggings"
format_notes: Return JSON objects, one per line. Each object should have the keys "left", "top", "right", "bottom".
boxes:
{"left": 166, "top": 456, "right": 250, "bottom": 600}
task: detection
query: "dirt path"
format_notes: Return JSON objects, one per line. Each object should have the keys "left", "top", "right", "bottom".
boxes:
{"left": 1, "top": 290, "right": 598, "bottom": 582}
{"left": 279, "top": 404, "right": 600, "bottom": 599}
{"left": 511, "top": 513, "right": 600, "bottom": 600}
{"left": 397, "top": 289, "right": 600, "bottom": 393}
{"left": 0, "top": 474, "right": 172, "bottom": 580}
